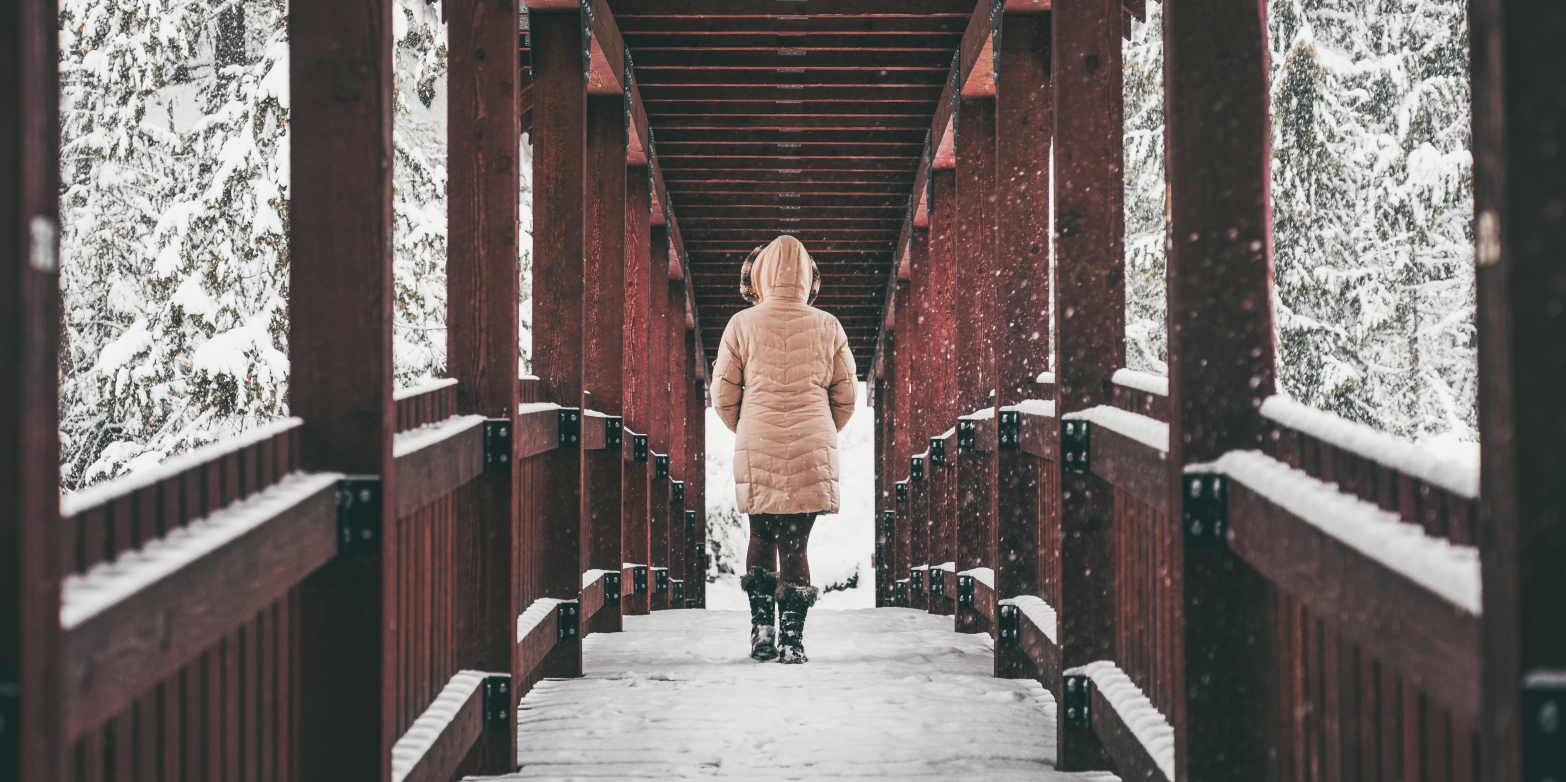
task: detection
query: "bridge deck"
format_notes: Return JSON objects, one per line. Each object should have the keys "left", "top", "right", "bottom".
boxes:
{"left": 502, "top": 609, "right": 1119, "bottom": 781}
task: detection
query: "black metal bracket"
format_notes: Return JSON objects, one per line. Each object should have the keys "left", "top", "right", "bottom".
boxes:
{"left": 603, "top": 570, "right": 621, "bottom": 606}
{"left": 653, "top": 567, "right": 669, "bottom": 594}
{"left": 929, "top": 436, "right": 946, "bottom": 466}
{"left": 1523, "top": 670, "right": 1566, "bottom": 782}
{"left": 556, "top": 601, "right": 579, "bottom": 643}
{"left": 957, "top": 418, "right": 978, "bottom": 452}
{"left": 671, "top": 480, "right": 685, "bottom": 505}
{"left": 482, "top": 675, "right": 512, "bottom": 729}
{"left": 686, "top": 510, "right": 697, "bottom": 533}
{"left": 671, "top": 579, "right": 685, "bottom": 603}
{"left": 632, "top": 433, "right": 648, "bottom": 462}
{"left": 558, "top": 408, "right": 581, "bottom": 449}
{"left": 336, "top": 477, "right": 383, "bottom": 556}
{"left": 483, "top": 419, "right": 512, "bottom": 473}
{"left": 930, "top": 568, "right": 945, "bottom": 598}
{"left": 999, "top": 410, "right": 1021, "bottom": 451}
{"left": 654, "top": 453, "right": 669, "bottom": 480}
{"left": 685, "top": 598, "right": 699, "bottom": 609}
{"left": 895, "top": 580, "right": 909, "bottom": 605}
{"left": 910, "top": 454, "right": 925, "bottom": 481}
{"left": 896, "top": 481, "right": 908, "bottom": 503}
{"left": 0, "top": 681, "right": 16, "bottom": 765}
{"left": 882, "top": 510, "right": 894, "bottom": 536}
{"left": 997, "top": 603, "right": 1020, "bottom": 645}
{"left": 1063, "top": 674, "right": 1092, "bottom": 728}
{"left": 605, "top": 416, "right": 622, "bottom": 450}
{"left": 633, "top": 565, "right": 648, "bottom": 594}
{"left": 909, "top": 567, "right": 924, "bottom": 595}
{"left": 1061, "top": 419, "right": 1090, "bottom": 472}
{"left": 1182, "top": 473, "right": 1228, "bottom": 547}
{"left": 956, "top": 574, "right": 975, "bottom": 608}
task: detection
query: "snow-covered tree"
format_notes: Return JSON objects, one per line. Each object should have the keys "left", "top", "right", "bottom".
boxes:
{"left": 1123, "top": 5, "right": 1167, "bottom": 374}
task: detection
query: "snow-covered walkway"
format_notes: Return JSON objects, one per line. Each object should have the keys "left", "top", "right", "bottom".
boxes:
{"left": 495, "top": 608, "right": 1120, "bottom": 781}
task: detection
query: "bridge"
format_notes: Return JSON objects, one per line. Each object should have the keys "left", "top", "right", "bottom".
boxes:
{"left": 2, "top": 0, "right": 1563, "bottom": 780}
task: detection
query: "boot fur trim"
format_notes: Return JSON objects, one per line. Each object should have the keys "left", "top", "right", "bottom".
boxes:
{"left": 741, "top": 567, "right": 779, "bottom": 596}
{"left": 774, "top": 581, "right": 820, "bottom": 607}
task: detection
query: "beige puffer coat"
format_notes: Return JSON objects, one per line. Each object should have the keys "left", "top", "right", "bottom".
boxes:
{"left": 713, "top": 235, "right": 857, "bottom": 514}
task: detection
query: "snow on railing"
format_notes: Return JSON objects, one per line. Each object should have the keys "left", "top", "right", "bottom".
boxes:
{"left": 1259, "top": 396, "right": 1478, "bottom": 499}
{"left": 1001, "top": 595, "right": 1057, "bottom": 644}
{"left": 1111, "top": 368, "right": 1168, "bottom": 397}
{"left": 393, "top": 377, "right": 459, "bottom": 402}
{"left": 394, "top": 378, "right": 461, "bottom": 433}
{"left": 517, "top": 597, "right": 565, "bottom": 643}
{"left": 389, "top": 670, "right": 489, "bottom": 782}
{"left": 1004, "top": 399, "right": 1055, "bottom": 417}
{"left": 959, "top": 566, "right": 994, "bottom": 589}
{"left": 1069, "top": 661, "right": 1175, "bottom": 780}
{"left": 392, "top": 414, "right": 487, "bottom": 459}
{"left": 1062, "top": 406, "right": 1169, "bottom": 453}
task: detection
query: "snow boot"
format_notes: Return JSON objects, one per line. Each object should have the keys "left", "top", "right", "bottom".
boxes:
{"left": 741, "top": 567, "right": 779, "bottom": 661}
{"left": 775, "top": 581, "right": 820, "bottom": 664}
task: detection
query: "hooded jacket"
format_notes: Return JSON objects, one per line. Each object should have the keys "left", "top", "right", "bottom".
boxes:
{"left": 712, "top": 235, "right": 858, "bottom": 515}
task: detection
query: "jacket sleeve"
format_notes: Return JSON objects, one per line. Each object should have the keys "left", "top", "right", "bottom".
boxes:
{"left": 827, "top": 320, "right": 857, "bottom": 432}
{"left": 712, "top": 318, "right": 745, "bottom": 432}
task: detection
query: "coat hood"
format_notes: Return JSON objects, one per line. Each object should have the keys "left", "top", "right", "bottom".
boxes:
{"left": 740, "top": 235, "right": 820, "bottom": 305}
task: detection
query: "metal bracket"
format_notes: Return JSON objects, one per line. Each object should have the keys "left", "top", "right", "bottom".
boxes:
{"left": 1182, "top": 473, "right": 1228, "bottom": 547}
{"left": 671, "top": 579, "right": 685, "bottom": 603}
{"left": 1523, "top": 669, "right": 1566, "bottom": 782}
{"left": 556, "top": 602, "right": 579, "bottom": 643}
{"left": 685, "top": 598, "right": 699, "bottom": 609}
{"left": 686, "top": 510, "right": 697, "bottom": 534}
{"left": 632, "top": 433, "right": 648, "bottom": 462}
{"left": 882, "top": 510, "right": 894, "bottom": 537}
{"left": 1061, "top": 419, "right": 1090, "bottom": 472}
{"left": 558, "top": 408, "right": 582, "bottom": 448}
{"left": 653, "top": 567, "right": 669, "bottom": 594}
{"left": 1063, "top": 674, "right": 1092, "bottom": 728}
{"left": 956, "top": 574, "right": 975, "bottom": 608}
{"left": 483, "top": 419, "right": 512, "bottom": 473}
{"left": 603, "top": 570, "right": 621, "bottom": 606}
{"left": 654, "top": 453, "right": 669, "bottom": 480}
{"left": 910, "top": 454, "right": 925, "bottom": 482}
{"left": 605, "top": 416, "right": 622, "bottom": 450}
{"left": 957, "top": 419, "right": 978, "bottom": 452}
{"left": 895, "top": 580, "right": 909, "bottom": 605}
{"left": 909, "top": 567, "right": 924, "bottom": 595}
{"left": 671, "top": 480, "right": 685, "bottom": 505}
{"left": 0, "top": 681, "right": 16, "bottom": 763}
{"left": 896, "top": 481, "right": 908, "bottom": 503}
{"left": 633, "top": 565, "right": 648, "bottom": 594}
{"left": 997, "top": 603, "right": 1020, "bottom": 645}
{"left": 336, "top": 477, "right": 383, "bottom": 556}
{"left": 999, "top": 410, "right": 1021, "bottom": 451}
{"left": 482, "top": 675, "right": 512, "bottom": 729}
{"left": 930, "top": 569, "right": 945, "bottom": 598}
{"left": 929, "top": 436, "right": 946, "bottom": 466}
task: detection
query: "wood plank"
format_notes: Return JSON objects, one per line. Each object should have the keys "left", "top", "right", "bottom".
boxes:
{"left": 392, "top": 416, "right": 486, "bottom": 519}
{"left": 634, "top": 68, "right": 950, "bottom": 87}
{"left": 623, "top": 165, "right": 654, "bottom": 618}
{"left": 1091, "top": 683, "right": 1171, "bottom": 782}
{"left": 1088, "top": 423, "right": 1168, "bottom": 515}
{"left": 392, "top": 672, "right": 489, "bottom": 782}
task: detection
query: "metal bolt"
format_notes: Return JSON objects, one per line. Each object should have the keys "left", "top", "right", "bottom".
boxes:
{"left": 1541, "top": 698, "right": 1560, "bottom": 734}
{"left": 1191, "top": 521, "right": 1203, "bottom": 536}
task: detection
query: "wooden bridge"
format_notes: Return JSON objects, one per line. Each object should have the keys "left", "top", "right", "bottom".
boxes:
{"left": 3, "top": 0, "right": 1563, "bottom": 780}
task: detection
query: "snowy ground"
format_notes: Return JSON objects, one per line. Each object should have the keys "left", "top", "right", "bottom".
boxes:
{"left": 496, "top": 609, "right": 1120, "bottom": 781}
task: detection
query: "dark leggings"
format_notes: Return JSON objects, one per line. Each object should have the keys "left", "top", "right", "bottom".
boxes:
{"left": 746, "top": 513, "right": 817, "bottom": 585}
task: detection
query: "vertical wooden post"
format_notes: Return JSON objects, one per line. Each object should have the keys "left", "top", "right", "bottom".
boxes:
{"left": 1471, "top": 0, "right": 1566, "bottom": 778}
{"left": 446, "top": 0, "right": 521, "bottom": 770}
{"left": 666, "top": 280, "right": 689, "bottom": 606}
{"left": 288, "top": 0, "right": 397, "bottom": 776}
{"left": 954, "top": 95, "right": 999, "bottom": 634}
{"left": 1052, "top": 0, "right": 1123, "bottom": 768}
{"left": 893, "top": 275, "right": 914, "bottom": 601}
{"left": 909, "top": 188, "right": 941, "bottom": 610}
{"left": 648, "top": 228, "right": 671, "bottom": 611}
{"left": 527, "top": 7, "right": 586, "bottom": 677}
{"left": 583, "top": 90, "right": 626, "bottom": 633}
{"left": 0, "top": 0, "right": 61, "bottom": 776}
{"left": 622, "top": 167, "right": 652, "bottom": 617}
{"left": 874, "top": 340, "right": 892, "bottom": 606}
{"left": 1164, "top": 0, "right": 1280, "bottom": 777}
{"left": 995, "top": 11, "right": 1053, "bottom": 676}
{"left": 927, "top": 167, "right": 959, "bottom": 613}
{"left": 684, "top": 358, "right": 705, "bottom": 605}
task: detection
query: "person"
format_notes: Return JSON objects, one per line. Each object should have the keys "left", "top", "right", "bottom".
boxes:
{"left": 712, "top": 235, "right": 857, "bottom": 664}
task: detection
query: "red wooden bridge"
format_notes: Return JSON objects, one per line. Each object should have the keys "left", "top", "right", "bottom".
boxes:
{"left": 3, "top": 0, "right": 1563, "bottom": 780}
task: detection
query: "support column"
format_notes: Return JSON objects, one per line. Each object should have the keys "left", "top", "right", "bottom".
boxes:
{"left": 648, "top": 229, "right": 671, "bottom": 611}
{"left": 874, "top": 336, "right": 892, "bottom": 606}
{"left": 1164, "top": 0, "right": 1280, "bottom": 777}
{"left": 684, "top": 355, "right": 705, "bottom": 606}
{"left": 288, "top": 0, "right": 398, "bottom": 776}
{"left": 953, "top": 95, "right": 999, "bottom": 634}
{"left": 582, "top": 90, "right": 626, "bottom": 633}
{"left": 892, "top": 275, "right": 914, "bottom": 604}
{"left": 0, "top": 0, "right": 62, "bottom": 776}
{"left": 446, "top": 0, "right": 521, "bottom": 770}
{"left": 1052, "top": 0, "right": 1123, "bottom": 768}
{"left": 1471, "top": 0, "right": 1566, "bottom": 778}
{"left": 622, "top": 169, "right": 652, "bottom": 617}
{"left": 527, "top": 8, "right": 586, "bottom": 677}
{"left": 666, "top": 286, "right": 689, "bottom": 607}
{"left": 994, "top": 11, "right": 1053, "bottom": 677}
{"left": 908, "top": 194, "right": 941, "bottom": 611}
{"left": 927, "top": 168, "right": 959, "bottom": 614}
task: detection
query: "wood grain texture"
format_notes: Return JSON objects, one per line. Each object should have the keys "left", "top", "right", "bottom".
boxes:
{"left": 1091, "top": 683, "right": 1170, "bottom": 782}
{"left": 396, "top": 672, "right": 488, "bottom": 782}
{"left": 393, "top": 417, "right": 486, "bottom": 518}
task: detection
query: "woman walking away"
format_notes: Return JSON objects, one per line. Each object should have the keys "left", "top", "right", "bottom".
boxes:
{"left": 712, "top": 235, "right": 857, "bottom": 664}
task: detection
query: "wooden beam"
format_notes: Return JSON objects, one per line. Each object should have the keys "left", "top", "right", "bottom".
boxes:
{"left": 609, "top": 0, "right": 979, "bottom": 16}
{"left": 585, "top": 0, "right": 625, "bottom": 95}
{"left": 634, "top": 68, "right": 950, "bottom": 87}
{"left": 392, "top": 416, "right": 486, "bottom": 519}
{"left": 622, "top": 165, "right": 653, "bottom": 617}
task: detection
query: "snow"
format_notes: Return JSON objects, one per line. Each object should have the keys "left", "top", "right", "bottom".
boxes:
{"left": 516, "top": 402, "right": 562, "bottom": 416}
{"left": 497, "top": 609, "right": 1119, "bottom": 781}
{"left": 1068, "top": 661, "right": 1174, "bottom": 781}
{"left": 393, "top": 377, "right": 458, "bottom": 401}
{"left": 582, "top": 569, "right": 613, "bottom": 589}
{"left": 960, "top": 567, "right": 994, "bottom": 589}
{"left": 1201, "top": 450, "right": 1481, "bottom": 614}
{"left": 1111, "top": 369, "right": 1168, "bottom": 397}
{"left": 1036, "top": 372, "right": 1056, "bottom": 385}
{"left": 61, "top": 417, "right": 304, "bottom": 517}
{"left": 937, "top": 562, "right": 956, "bottom": 572}
{"left": 1006, "top": 399, "right": 1056, "bottom": 418}
{"left": 1060, "top": 406, "right": 1169, "bottom": 453}
{"left": 961, "top": 408, "right": 995, "bottom": 421}
{"left": 390, "top": 670, "right": 490, "bottom": 782}
{"left": 1000, "top": 596, "right": 1058, "bottom": 645}
{"left": 1259, "top": 395, "right": 1478, "bottom": 498}
{"left": 61, "top": 471, "right": 341, "bottom": 629}
{"left": 517, "top": 598, "right": 565, "bottom": 643}
{"left": 392, "top": 414, "right": 486, "bottom": 459}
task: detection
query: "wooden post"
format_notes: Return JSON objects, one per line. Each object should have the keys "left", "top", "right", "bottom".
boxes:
{"left": 622, "top": 169, "right": 652, "bottom": 617}
{"left": 583, "top": 90, "right": 626, "bottom": 633}
{"left": 0, "top": 0, "right": 62, "bottom": 776}
{"left": 446, "top": 0, "right": 521, "bottom": 770}
{"left": 954, "top": 94, "right": 999, "bottom": 634}
{"left": 1164, "top": 0, "right": 1280, "bottom": 777}
{"left": 893, "top": 275, "right": 914, "bottom": 601}
{"left": 927, "top": 166, "right": 959, "bottom": 614}
{"left": 1471, "top": 0, "right": 1566, "bottom": 778}
{"left": 648, "top": 227, "right": 671, "bottom": 611}
{"left": 288, "top": 0, "right": 397, "bottom": 776}
{"left": 908, "top": 189, "right": 940, "bottom": 611}
{"left": 666, "top": 280, "right": 689, "bottom": 606}
{"left": 994, "top": 11, "right": 1052, "bottom": 676}
{"left": 1053, "top": 0, "right": 1123, "bottom": 768}
{"left": 874, "top": 343, "right": 892, "bottom": 606}
{"left": 684, "top": 359, "right": 705, "bottom": 605}
{"left": 527, "top": 7, "right": 585, "bottom": 677}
